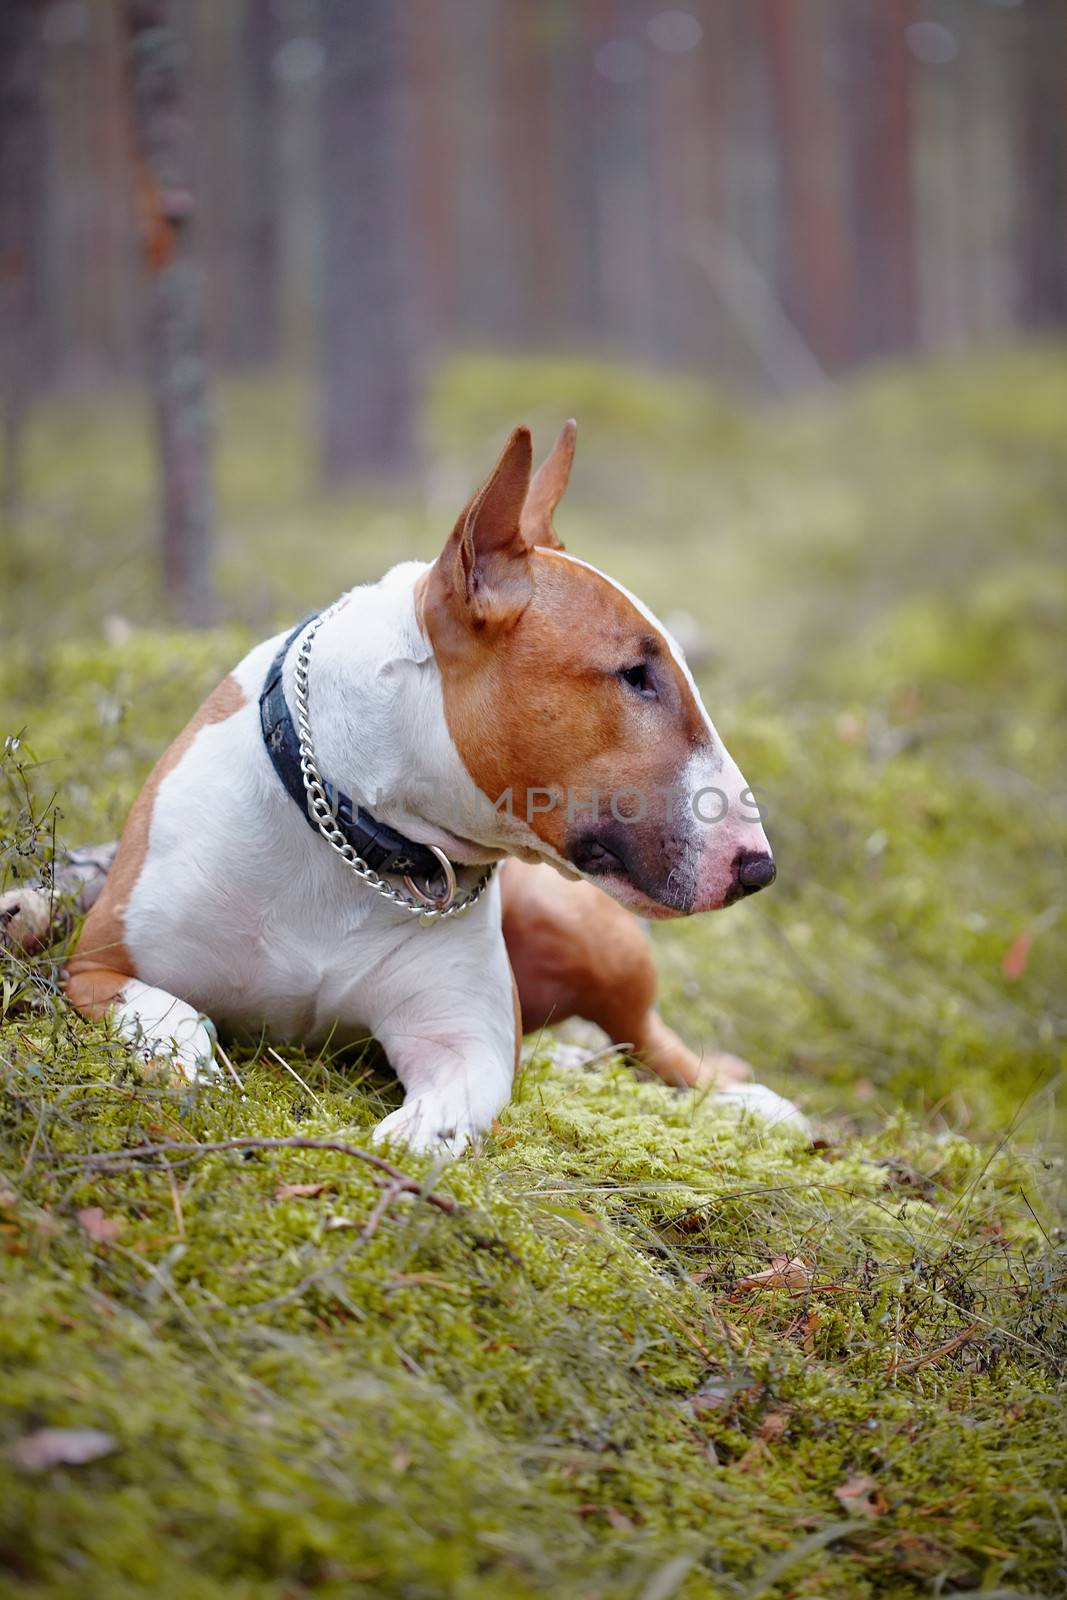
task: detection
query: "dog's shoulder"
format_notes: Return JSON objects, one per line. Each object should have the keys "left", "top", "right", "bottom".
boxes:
{"left": 68, "top": 670, "right": 251, "bottom": 985}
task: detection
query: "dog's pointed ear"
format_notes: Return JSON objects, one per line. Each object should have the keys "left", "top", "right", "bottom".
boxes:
{"left": 520, "top": 418, "right": 576, "bottom": 551}
{"left": 431, "top": 426, "right": 533, "bottom": 635}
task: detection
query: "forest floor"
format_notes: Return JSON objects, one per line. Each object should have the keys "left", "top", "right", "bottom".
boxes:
{"left": 1, "top": 346, "right": 1065, "bottom": 1597}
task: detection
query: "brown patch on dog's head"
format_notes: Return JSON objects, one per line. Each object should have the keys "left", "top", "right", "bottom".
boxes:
{"left": 423, "top": 426, "right": 748, "bottom": 914}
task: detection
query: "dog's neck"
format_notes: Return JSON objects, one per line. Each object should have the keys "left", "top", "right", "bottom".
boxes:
{"left": 281, "top": 562, "right": 507, "bottom": 867}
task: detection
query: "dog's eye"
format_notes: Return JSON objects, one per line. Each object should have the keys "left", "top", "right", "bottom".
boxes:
{"left": 619, "top": 663, "right": 656, "bottom": 699}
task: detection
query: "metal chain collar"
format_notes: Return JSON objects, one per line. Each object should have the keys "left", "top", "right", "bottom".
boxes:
{"left": 291, "top": 602, "right": 496, "bottom": 926}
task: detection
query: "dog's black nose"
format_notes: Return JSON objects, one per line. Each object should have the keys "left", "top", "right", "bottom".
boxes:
{"left": 734, "top": 851, "right": 776, "bottom": 895}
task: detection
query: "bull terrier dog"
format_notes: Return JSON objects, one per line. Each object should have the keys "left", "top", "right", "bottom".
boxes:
{"left": 66, "top": 424, "right": 800, "bottom": 1151}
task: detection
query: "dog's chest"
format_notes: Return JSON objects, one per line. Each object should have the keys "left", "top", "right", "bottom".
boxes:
{"left": 125, "top": 700, "right": 419, "bottom": 1041}
{"left": 142, "top": 880, "right": 412, "bottom": 1044}
{"left": 212, "top": 921, "right": 385, "bottom": 1043}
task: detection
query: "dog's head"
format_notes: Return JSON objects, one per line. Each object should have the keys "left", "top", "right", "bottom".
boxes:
{"left": 421, "top": 425, "right": 774, "bottom": 917}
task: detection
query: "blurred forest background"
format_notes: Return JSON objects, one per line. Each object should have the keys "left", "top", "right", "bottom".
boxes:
{"left": 2, "top": 0, "right": 1067, "bottom": 623}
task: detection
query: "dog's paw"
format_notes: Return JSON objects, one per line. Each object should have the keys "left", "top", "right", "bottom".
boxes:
{"left": 134, "top": 1020, "right": 221, "bottom": 1088}
{"left": 139, "top": 1048, "right": 221, "bottom": 1088}
{"left": 370, "top": 1095, "right": 486, "bottom": 1158}
{"left": 713, "top": 1081, "right": 810, "bottom": 1135}
{"left": 692, "top": 1050, "right": 754, "bottom": 1089}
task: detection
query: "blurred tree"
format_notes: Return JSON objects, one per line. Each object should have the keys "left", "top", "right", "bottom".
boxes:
{"left": 1021, "top": 0, "right": 1067, "bottom": 329}
{"left": 765, "top": 0, "right": 850, "bottom": 371}
{"left": 0, "top": 0, "right": 42, "bottom": 524}
{"left": 14, "top": 0, "right": 1067, "bottom": 411}
{"left": 403, "top": 0, "right": 456, "bottom": 354}
{"left": 453, "top": 0, "right": 514, "bottom": 344}
{"left": 556, "top": 2, "right": 603, "bottom": 344}
{"left": 587, "top": 0, "right": 661, "bottom": 363}
{"left": 500, "top": 4, "right": 558, "bottom": 346}
{"left": 840, "top": 0, "right": 917, "bottom": 359}
{"left": 320, "top": 0, "right": 417, "bottom": 484}
{"left": 234, "top": 0, "right": 279, "bottom": 367}
{"left": 126, "top": 0, "right": 216, "bottom": 624}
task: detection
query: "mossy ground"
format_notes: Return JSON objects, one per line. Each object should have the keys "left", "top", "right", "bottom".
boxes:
{"left": 2, "top": 347, "right": 1065, "bottom": 1596}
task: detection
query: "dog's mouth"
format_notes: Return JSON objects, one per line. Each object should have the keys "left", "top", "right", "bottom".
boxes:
{"left": 566, "top": 830, "right": 693, "bottom": 919}
{"left": 568, "top": 834, "right": 627, "bottom": 878}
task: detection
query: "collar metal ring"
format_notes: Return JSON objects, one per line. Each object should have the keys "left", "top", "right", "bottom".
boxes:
{"left": 403, "top": 845, "right": 457, "bottom": 912}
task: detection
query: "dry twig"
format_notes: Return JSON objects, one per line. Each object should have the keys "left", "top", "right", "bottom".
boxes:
{"left": 49, "top": 1134, "right": 462, "bottom": 1218}
{"left": 359, "top": 1176, "right": 410, "bottom": 1244}
{"left": 888, "top": 1320, "right": 983, "bottom": 1377}
{"left": 49, "top": 1133, "right": 520, "bottom": 1266}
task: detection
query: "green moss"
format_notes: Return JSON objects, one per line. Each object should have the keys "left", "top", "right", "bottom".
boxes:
{"left": 3, "top": 345, "right": 1066, "bottom": 1594}
{"left": 0, "top": 1037, "right": 1063, "bottom": 1597}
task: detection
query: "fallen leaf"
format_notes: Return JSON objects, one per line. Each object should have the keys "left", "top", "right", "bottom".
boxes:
{"left": 736, "top": 1255, "right": 814, "bottom": 1293}
{"left": 1000, "top": 930, "right": 1033, "bottom": 982}
{"left": 576, "top": 1504, "right": 636, "bottom": 1530}
{"left": 545, "top": 1204, "right": 605, "bottom": 1230}
{"left": 323, "top": 1214, "right": 359, "bottom": 1232}
{"left": 565, "top": 1209, "right": 604, "bottom": 1230}
{"left": 76, "top": 1207, "right": 124, "bottom": 1245}
{"left": 757, "top": 1409, "right": 791, "bottom": 1442}
{"left": 690, "top": 1372, "right": 759, "bottom": 1419}
{"left": 690, "top": 1378, "right": 735, "bottom": 1413}
{"left": 11, "top": 1427, "right": 117, "bottom": 1473}
{"left": 834, "top": 1474, "right": 887, "bottom": 1518}
{"left": 603, "top": 1507, "right": 636, "bottom": 1532}
{"left": 274, "top": 1181, "right": 336, "bottom": 1201}
{"left": 892, "top": 685, "right": 924, "bottom": 720}
{"left": 836, "top": 712, "right": 866, "bottom": 745}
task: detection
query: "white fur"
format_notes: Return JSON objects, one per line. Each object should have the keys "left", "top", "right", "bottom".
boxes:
{"left": 713, "top": 1082, "right": 811, "bottom": 1136}
{"left": 112, "top": 979, "right": 218, "bottom": 1082}
{"left": 111, "top": 559, "right": 798, "bottom": 1149}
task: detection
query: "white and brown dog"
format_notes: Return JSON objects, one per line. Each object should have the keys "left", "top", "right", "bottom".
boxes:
{"left": 66, "top": 424, "right": 800, "bottom": 1150}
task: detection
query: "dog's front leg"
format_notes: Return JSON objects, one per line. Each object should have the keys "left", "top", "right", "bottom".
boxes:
{"left": 371, "top": 1032, "right": 515, "bottom": 1156}
{"left": 367, "top": 939, "right": 520, "bottom": 1156}
{"left": 67, "top": 968, "right": 219, "bottom": 1084}
{"left": 370, "top": 1015, "right": 518, "bottom": 1155}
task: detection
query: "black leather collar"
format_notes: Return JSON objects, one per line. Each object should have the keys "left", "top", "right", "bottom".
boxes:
{"left": 259, "top": 614, "right": 447, "bottom": 883}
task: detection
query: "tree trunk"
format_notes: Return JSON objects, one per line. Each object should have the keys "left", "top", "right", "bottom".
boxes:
{"left": 764, "top": 0, "right": 851, "bottom": 371}
{"left": 1019, "top": 0, "right": 1067, "bottom": 329}
{"left": 0, "top": 0, "right": 42, "bottom": 530}
{"left": 840, "top": 0, "right": 917, "bottom": 361}
{"left": 125, "top": 0, "right": 217, "bottom": 624}
{"left": 230, "top": 0, "right": 279, "bottom": 368}
{"left": 401, "top": 0, "right": 456, "bottom": 354}
{"left": 319, "top": 0, "right": 417, "bottom": 485}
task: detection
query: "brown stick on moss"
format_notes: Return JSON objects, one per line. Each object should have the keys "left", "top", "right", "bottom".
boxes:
{"left": 54, "top": 1134, "right": 461, "bottom": 1211}
{"left": 48, "top": 1135, "right": 521, "bottom": 1264}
